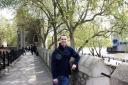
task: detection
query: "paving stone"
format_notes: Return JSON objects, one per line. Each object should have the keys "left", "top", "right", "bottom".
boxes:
{"left": 0, "top": 52, "right": 52, "bottom": 85}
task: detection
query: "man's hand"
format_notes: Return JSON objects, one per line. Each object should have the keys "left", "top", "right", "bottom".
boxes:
{"left": 53, "top": 78, "right": 58, "bottom": 84}
{"left": 71, "top": 64, "right": 77, "bottom": 70}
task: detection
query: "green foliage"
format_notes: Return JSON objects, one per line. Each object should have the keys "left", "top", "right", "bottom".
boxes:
{"left": 1, "top": 0, "right": 127, "bottom": 50}
{"left": 74, "top": 23, "right": 111, "bottom": 48}
{"left": 0, "top": 17, "right": 17, "bottom": 46}
{"left": 0, "top": 0, "right": 22, "bottom": 8}
{"left": 15, "top": 6, "right": 34, "bottom": 31}
{"left": 111, "top": 7, "right": 128, "bottom": 41}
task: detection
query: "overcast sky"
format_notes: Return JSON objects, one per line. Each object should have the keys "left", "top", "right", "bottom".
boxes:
{"left": 0, "top": 0, "right": 127, "bottom": 27}
{"left": 0, "top": 8, "right": 15, "bottom": 21}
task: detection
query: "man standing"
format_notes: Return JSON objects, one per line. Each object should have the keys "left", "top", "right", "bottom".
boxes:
{"left": 51, "top": 35, "right": 80, "bottom": 85}
{"left": 30, "top": 45, "right": 34, "bottom": 55}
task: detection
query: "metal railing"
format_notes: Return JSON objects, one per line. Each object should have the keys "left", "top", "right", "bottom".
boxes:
{"left": 0, "top": 48, "right": 22, "bottom": 71}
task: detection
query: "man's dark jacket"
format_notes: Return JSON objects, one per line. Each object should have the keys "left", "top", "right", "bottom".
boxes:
{"left": 51, "top": 44, "right": 80, "bottom": 79}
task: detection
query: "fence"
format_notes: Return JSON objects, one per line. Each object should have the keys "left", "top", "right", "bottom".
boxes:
{"left": 0, "top": 48, "right": 22, "bottom": 71}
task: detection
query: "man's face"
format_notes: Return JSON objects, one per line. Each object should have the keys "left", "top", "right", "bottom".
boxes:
{"left": 60, "top": 35, "right": 67, "bottom": 47}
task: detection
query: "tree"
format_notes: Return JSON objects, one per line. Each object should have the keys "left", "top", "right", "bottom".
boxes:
{"left": 1, "top": 0, "right": 127, "bottom": 51}
{"left": 74, "top": 22, "right": 111, "bottom": 55}
{"left": 0, "top": 17, "right": 17, "bottom": 46}
{"left": 55, "top": 0, "right": 124, "bottom": 49}
{"left": 29, "top": 0, "right": 64, "bottom": 48}
{"left": 7, "top": 0, "right": 64, "bottom": 48}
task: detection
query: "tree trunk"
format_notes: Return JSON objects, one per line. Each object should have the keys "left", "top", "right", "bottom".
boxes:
{"left": 42, "top": 40, "right": 46, "bottom": 48}
{"left": 53, "top": 27, "right": 58, "bottom": 49}
{"left": 69, "top": 31, "right": 75, "bottom": 49}
{"left": 53, "top": 0, "right": 58, "bottom": 49}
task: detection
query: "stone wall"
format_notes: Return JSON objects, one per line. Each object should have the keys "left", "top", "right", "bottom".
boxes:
{"left": 37, "top": 47, "right": 128, "bottom": 85}
{"left": 37, "top": 48, "right": 52, "bottom": 69}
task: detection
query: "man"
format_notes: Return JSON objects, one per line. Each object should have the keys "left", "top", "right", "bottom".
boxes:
{"left": 30, "top": 44, "right": 34, "bottom": 55}
{"left": 51, "top": 35, "right": 80, "bottom": 85}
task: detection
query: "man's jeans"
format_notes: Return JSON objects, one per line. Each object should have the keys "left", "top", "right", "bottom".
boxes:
{"left": 53, "top": 76, "right": 70, "bottom": 85}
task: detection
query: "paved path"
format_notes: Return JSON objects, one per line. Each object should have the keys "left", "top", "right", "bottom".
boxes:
{"left": 0, "top": 52, "right": 52, "bottom": 85}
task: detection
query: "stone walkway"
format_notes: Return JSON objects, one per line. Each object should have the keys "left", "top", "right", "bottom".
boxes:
{"left": 0, "top": 52, "right": 52, "bottom": 85}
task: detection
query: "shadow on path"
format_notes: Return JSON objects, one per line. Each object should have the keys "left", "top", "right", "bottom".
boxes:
{"left": 0, "top": 52, "right": 52, "bottom": 85}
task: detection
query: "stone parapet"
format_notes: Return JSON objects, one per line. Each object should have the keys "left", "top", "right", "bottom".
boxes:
{"left": 37, "top": 47, "right": 128, "bottom": 85}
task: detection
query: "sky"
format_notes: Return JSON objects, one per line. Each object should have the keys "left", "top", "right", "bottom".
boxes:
{"left": 0, "top": 0, "right": 127, "bottom": 19}
{"left": 0, "top": 8, "right": 15, "bottom": 21}
{"left": 0, "top": 0, "right": 127, "bottom": 26}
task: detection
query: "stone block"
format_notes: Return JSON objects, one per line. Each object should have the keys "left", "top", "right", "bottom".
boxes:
{"left": 111, "top": 64, "right": 128, "bottom": 83}
{"left": 79, "top": 55, "right": 111, "bottom": 77}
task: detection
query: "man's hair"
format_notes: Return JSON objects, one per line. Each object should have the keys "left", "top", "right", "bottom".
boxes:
{"left": 60, "top": 34, "right": 67, "bottom": 39}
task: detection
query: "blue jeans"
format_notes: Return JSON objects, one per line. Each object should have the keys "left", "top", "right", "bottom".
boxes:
{"left": 53, "top": 76, "right": 70, "bottom": 85}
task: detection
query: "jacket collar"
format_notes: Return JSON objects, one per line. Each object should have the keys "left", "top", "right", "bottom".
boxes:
{"left": 58, "top": 43, "right": 67, "bottom": 51}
